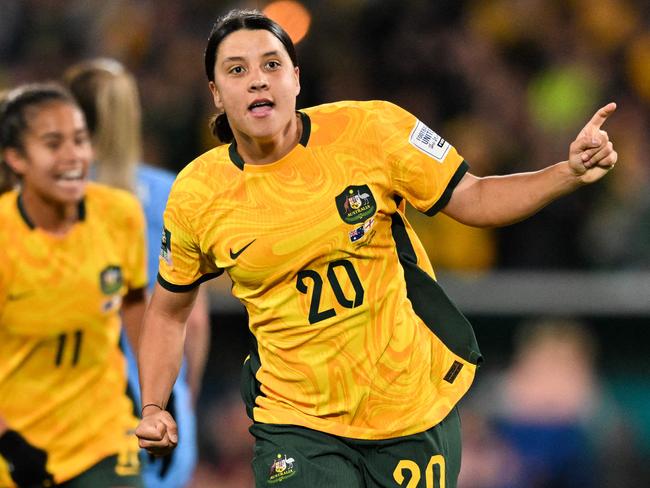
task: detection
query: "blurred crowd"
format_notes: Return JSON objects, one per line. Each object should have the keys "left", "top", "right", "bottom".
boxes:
{"left": 2, "top": 0, "right": 649, "bottom": 486}
{"left": 2, "top": 0, "right": 649, "bottom": 271}
{"left": 459, "top": 317, "right": 647, "bottom": 488}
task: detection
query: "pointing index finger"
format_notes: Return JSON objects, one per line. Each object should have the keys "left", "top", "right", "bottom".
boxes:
{"left": 583, "top": 102, "right": 617, "bottom": 132}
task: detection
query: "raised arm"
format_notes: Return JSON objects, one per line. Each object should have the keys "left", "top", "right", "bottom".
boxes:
{"left": 135, "top": 282, "right": 198, "bottom": 456}
{"left": 443, "top": 103, "right": 618, "bottom": 227}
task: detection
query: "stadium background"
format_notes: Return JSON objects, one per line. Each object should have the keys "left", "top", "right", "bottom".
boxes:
{"left": 1, "top": 0, "right": 649, "bottom": 486}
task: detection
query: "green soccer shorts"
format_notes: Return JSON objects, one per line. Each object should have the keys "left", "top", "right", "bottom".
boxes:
{"left": 58, "top": 454, "right": 143, "bottom": 488}
{"left": 250, "top": 407, "right": 461, "bottom": 488}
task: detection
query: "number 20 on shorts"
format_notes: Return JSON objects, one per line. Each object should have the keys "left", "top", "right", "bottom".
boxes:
{"left": 393, "top": 455, "right": 446, "bottom": 488}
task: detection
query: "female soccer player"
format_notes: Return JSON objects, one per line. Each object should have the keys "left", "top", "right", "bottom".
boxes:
{"left": 0, "top": 82, "right": 146, "bottom": 487}
{"left": 64, "top": 58, "right": 210, "bottom": 488}
{"left": 135, "top": 9, "right": 617, "bottom": 488}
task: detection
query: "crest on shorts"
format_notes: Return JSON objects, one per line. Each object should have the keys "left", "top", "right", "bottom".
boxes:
{"left": 160, "top": 227, "right": 172, "bottom": 265}
{"left": 115, "top": 430, "right": 140, "bottom": 476}
{"left": 335, "top": 185, "right": 376, "bottom": 225}
{"left": 99, "top": 265, "right": 123, "bottom": 295}
{"left": 268, "top": 453, "right": 297, "bottom": 484}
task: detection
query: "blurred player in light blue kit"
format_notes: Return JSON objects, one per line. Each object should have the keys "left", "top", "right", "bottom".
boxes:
{"left": 65, "top": 58, "right": 210, "bottom": 488}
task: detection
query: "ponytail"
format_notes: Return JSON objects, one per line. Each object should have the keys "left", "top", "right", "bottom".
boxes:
{"left": 208, "top": 112, "right": 234, "bottom": 143}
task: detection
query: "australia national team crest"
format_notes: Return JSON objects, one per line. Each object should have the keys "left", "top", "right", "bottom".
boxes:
{"left": 99, "top": 265, "right": 123, "bottom": 295}
{"left": 268, "top": 453, "right": 297, "bottom": 484}
{"left": 335, "top": 184, "right": 377, "bottom": 225}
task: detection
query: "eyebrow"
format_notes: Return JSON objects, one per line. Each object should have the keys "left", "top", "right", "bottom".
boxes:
{"left": 38, "top": 128, "right": 88, "bottom": 140}
{"left": 38, "top": 132, "right": 63, "bottom": 140}
{"left": 221, "top": 51, "right": 281, "bottom": 64}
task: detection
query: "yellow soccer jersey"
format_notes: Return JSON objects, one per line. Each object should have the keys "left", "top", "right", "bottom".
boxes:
{"left": 159, "top": 100, "right": 482, "bottom": 440}
{"left": 0, "top": 183, "right": 146, "bottom": 486}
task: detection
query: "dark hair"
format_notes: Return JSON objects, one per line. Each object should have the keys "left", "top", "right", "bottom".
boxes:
{"left": 0, "top": 82, "right": 76, "bottom": 193}
{"left": 204, "top": 9, "right": 299, "bottom": 143}
{"left": 1, "top": 82, "right": 76, "bottom": 150}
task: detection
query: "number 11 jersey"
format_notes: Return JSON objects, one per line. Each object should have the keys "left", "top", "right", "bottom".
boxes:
{"left": 0, "top": 183, "right": 146, "bottom": 484}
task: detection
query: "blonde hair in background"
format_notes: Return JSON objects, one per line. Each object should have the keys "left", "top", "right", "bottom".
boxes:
{"left": 64, "top": 58, "right": 141, "bottom": 192}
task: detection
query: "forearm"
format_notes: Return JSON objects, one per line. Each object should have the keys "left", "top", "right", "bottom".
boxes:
{"left": 445, "top": 161, "right": 584, "bottom": 228}
{"left": 138, "top": 309, "right": 187, "bottom": 411}
{"left": 445, "top": 103, "right": 618, "bottom": 227}
{"left": 183, "top": 286, "right": 210, "bottom": 404}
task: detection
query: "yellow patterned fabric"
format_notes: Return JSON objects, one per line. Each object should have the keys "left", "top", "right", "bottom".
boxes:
{"left": 159, "top": 100, "right": 481, "bottom": 439}
{"left": 0, "top": 183, "right": 146, "bottom": 485}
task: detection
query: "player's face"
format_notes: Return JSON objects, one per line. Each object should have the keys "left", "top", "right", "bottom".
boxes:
{"left": 6, "top": 101, "right": 92, "bottom": 206}
{"left": 209, "top": 28, "right": 300, "bottom": 143}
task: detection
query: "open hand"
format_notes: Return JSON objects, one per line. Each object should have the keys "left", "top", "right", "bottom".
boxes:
{"left": 568, "top": 102, "right": 618, "bottom": 184}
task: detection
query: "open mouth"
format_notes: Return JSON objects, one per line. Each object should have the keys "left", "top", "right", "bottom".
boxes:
{"left": 248, "top": 100, "right": 275, "bottom": 113}
{"left": 56, "top": 168, "right": 84, "bottom": 182}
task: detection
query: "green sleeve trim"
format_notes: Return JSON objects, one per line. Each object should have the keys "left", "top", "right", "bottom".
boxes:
{"left": 424, "top": 160, "right": 469, "bottom": 216}
{"left": 156, "top": 271, "right": 223, "bottom": 292}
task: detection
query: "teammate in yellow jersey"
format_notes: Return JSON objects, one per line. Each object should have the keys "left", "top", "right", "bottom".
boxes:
{"left": 64, "top": 58, "right": 210, "bottom": 488}
{"left": 135, "top": 9, "right": 618, "bottom": 488}
{"left": 0, "top": 83, "right": 146, "bottom": 487}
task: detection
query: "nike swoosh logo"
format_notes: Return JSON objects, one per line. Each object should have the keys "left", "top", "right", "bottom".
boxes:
{"left": 229, "top": 239, "right": 256, "bottom": 259}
